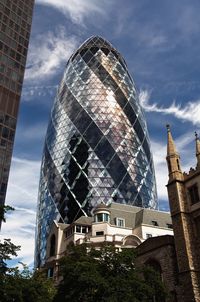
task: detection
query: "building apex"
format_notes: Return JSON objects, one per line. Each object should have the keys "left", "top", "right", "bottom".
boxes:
{"left": 195, "top": 131, "right": 200, "bottom": 168}
{"left": 166, "top": 125, "right": 182, "bottom": 181}
{"left": 166, "top": 124, "right": 178, "bottom": 156}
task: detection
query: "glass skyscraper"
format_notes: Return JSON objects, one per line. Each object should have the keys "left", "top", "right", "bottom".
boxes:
{"left": 0, "top": 0, "right": 35, "bottom": 224}
{"left": 35, "top": 36, "right": 157, "bottom": 266}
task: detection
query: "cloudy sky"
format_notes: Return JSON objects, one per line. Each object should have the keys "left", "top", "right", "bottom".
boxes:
{"left": 2, "top": 0, "right": 200, "bottom": 266}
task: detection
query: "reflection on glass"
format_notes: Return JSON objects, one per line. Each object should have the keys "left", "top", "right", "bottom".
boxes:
{"left": 35, "top": 36, "right": 157, "bottom": 267}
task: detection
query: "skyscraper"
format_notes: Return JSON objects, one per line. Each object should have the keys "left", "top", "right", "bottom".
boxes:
{"left": 36, "top": 36, "right": 157, "bottom": 266}
{"left": 0, "top": 0, "right": 35, "bottom": 219}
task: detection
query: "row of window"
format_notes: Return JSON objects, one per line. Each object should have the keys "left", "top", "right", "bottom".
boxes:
{"left": 0, "top": 63, "right": 23, "bottom": 85}
{"left": 0, "top": 73, "right": 22, "bottom": 94}
{"left": 0, "top": 1, "right": 33, "bottom": 26}
{"left": 151, "top": 220, "right": 173, "bottom": 228}
{"left": 0, "top": 27, "right": 28, "bottom": 58}
{"left": 0, "top": 38, "right": 26, "bottom": 66}
{"left": 1, "top": 0, "right": 34, "bottom": 17}
{"left": 65, "top": 217, "right": 126, "bottom": 239}
{"left": 65, "top": 216, "right": 174, "bottom": 237}
{"left": 0, "top": 20, "right": 29, "bottom": 50}
{"left": 0, "top": 87, "right": 20, "bottom": 116}
{"left": 0, "top": 125, "right": 15, "bottom": 141}
{"left": 0, "top": 113, "right": 16, "bottom": 129}
{"left": 0, "top": 8, "right": 30, "bottom": 37}
{"left": 0, "top": 51, "right": 25, "bottom": 72}
{"left": 66, "top": 225, "right": 91, "bottom": 238}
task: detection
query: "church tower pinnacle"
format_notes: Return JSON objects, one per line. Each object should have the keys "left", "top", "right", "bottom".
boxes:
{"left": 166, "top": 127, "right": 200, "bottom": 301}
{"left": 166, "top": 124, "right": 183, "bottom": 183}
{"left": 195, "top": 131, "right": 200, "bottom": 169}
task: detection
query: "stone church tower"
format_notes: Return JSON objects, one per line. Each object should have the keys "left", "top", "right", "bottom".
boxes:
{"left": 166, "top": 125, "right": 200, "bottom": 302}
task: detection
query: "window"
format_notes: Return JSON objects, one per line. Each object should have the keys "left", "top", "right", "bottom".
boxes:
{"left": 96, "top": 213, "right": 103, "bottom": 222}
{"left": 47, "top": 267, "right": 54, "bottom": 278}
{"left": 177, "top": 159, "right": 180, "bottom": 170}
{"left": 95, "top": 213, "right": 110, "bottom": 223}
{"left": 152, "top": 220, "right": 158, "bottom": 226}
{"left": 116, "top": 217, "right": 125, "bottom": 227}
{"left": 167, "top": 160, "right": 171, "bottom": 173}
{"left": 82, "top": 226, "right": 87, "bottom": 233}
{"left": 188, "top": 184, "right": 199, "bottom": 205}
{"left": 96, "top": 231, "right": 104, "bottom": 236}
{"left": 146, "top": 233, "right": 152, "bottom": 239}
{"left": 145, "top": 259, "right": 162, "bottom": 277}
{"left": 75, "top": 225, "right": 81, "bottom": 233}
{"left": 166, "top": 223, "right": 173, "bottom": 229}
{"left": 75, "top": 225, "right": 89, "bottom": 234}
{"left": 50, "top": 234, "right": 56, "bottom": 257}
{"left": 66, "top": 227, "right": 73, "bottom": 238}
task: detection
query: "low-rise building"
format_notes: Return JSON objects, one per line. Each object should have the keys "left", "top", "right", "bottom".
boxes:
{"left": 45, "top": 202, "right": 173, "bottom": 281}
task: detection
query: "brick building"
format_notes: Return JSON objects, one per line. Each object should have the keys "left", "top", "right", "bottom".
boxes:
{"left": 138, "top": 127, "right": 200, "bottom": 302}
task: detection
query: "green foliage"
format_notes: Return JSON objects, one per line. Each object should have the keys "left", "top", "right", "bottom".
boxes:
{"left": 0, "top": 205, "right": 56, "bottom": 302}
{"left": 54, "top": 244, "right": 167, "bottom": 302}
{"left": 0, "top": 266, "right": 56, "bottom": 302}
{"left": 0, "top": 239, "right": 56, "bottom": 302}
{"left": 0, "top": 238, "right": 21, "bottom": 274}
{"left": 0, "top": 205, "right": 20, "bottom": 275}
{"left": 0, "top": 204, "right": 14, "bottom": 223}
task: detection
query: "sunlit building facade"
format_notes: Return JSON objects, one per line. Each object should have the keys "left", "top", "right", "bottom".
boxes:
{"left": 0, "top": 0, "right": 35, "bottom": 223}
{"left": 35, "top": 36, "right": 157, "bottom": 266}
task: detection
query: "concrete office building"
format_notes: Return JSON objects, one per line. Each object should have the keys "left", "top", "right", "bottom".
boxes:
{"left": 0, "top": 0, "right": 35, "bottom": 222}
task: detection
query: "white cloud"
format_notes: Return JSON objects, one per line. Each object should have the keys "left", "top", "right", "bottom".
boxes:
{"left": 139, "top": 89, "right": 200, "bottom": 126}
{"left": 16, "top": 122, "right": 47, "bottom": 142}
{"left": 1, "top": 208, "right": 36, "bottom": 267}
{"left": 4, "top": 157, "right": 40, "bottom": 209}
{"left": 25, "top": 27, "right": 78, "bottom": 81}
{"left": 22, "top": 85, "right": 57, "bottom": 102}
{"left": 36, "top": 0, "right": 108, "bottom": 24}
{"left": 1, "top": 157, "right": 40, "bottom": 266}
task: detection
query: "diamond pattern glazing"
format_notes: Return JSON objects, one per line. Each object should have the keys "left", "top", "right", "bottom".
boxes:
{"left": 35, "top": 36, "right": 157, "bottom": 266}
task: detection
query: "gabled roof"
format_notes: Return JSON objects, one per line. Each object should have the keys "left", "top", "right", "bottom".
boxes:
{"left": 57, "top": 223, "right": 69, "bottom": 230}
{"left": 73, "top": 216, "right": 93, "bottom": 225}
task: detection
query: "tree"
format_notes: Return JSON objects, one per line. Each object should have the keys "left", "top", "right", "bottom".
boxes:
{"left": 0, "top": 264, "right": 56, "bottom": 302}
{"left": 0, "top": 205, "right": 20, "bottom": 274}
{"left": 0, "top": 204, "right": 14, "bottom": 223}
{"left": 54, "top": 244, "right": 167, "bottom": 302}
{"left": 0, "top": 205, "right": 56, "bottom": 302}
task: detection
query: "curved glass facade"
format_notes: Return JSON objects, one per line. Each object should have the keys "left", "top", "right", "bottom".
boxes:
{"left": 35, "top": 36, "right": 157, "bottom": 266}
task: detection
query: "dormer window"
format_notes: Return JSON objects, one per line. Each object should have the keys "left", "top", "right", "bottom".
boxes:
{"left": 152, "top": 220, "right": 158, "bottom": 226}
{"left": 75, "top": 225, "right": 90, "bottom": 234}
{"left": 76, "top": 225, "right": 81, "bottom": 233}
{"left": 95, "top": 213, "right": 110, "bottom": 223}
{"left": 167, "top": 223, "right": 173, "bottom": 229}
{"left": 116, "top": 217, "right": 125, "bottom": 227}
{"left": 188, "top": 184, "right": 199, "bottom": 205}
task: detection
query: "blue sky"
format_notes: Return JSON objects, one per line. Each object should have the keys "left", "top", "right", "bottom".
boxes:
{"left": 1, "top": 0, "right": 200, "bottom": 266}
